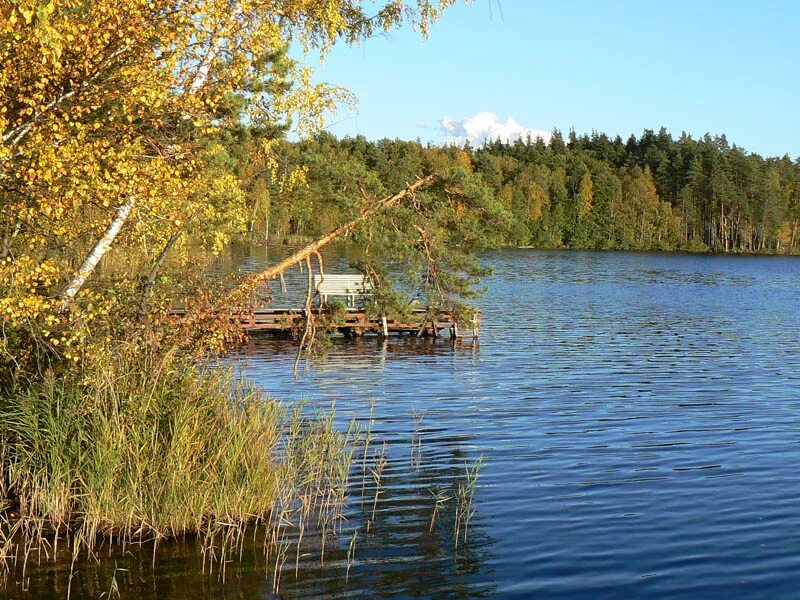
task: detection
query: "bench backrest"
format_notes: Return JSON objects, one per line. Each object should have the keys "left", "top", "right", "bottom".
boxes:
{"left": 313, "top": 274, "right": 372, "bottom": 306}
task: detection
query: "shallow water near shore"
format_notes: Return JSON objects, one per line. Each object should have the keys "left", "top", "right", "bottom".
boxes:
{"left": 8, "top": 248, "right": 800, "bottom": 599}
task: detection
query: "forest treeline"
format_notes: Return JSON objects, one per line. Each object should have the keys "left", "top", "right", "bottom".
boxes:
{"left": 251, "top": 128, "right": 800, "bottom": 254}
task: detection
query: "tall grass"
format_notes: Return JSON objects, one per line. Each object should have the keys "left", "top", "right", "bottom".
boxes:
{"left": 0, "top": 338, "right": 486, "bottom": 597}
{"left": 0, "top": 338, "right": 353, "bottom": 594}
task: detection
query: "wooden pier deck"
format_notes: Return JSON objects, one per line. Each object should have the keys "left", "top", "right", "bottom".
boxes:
{"left": 170, "top": 306, "right": 478, "bottom": 338}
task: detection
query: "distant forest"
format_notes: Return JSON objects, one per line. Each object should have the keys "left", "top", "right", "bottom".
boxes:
{"left": 242, "top": 128, "right": 800, "bottom": 254}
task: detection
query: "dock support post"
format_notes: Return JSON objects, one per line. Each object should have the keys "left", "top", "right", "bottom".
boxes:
{"left": 381, "top": 315, "right": 389, "bottom": 337}
{"left": 416, "top": 321, "right": 427, "bottom": 338}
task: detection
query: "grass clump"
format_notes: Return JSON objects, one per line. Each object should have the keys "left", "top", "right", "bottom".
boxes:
{"left": 0, "top": 337, "right": 352, "bottom": 593}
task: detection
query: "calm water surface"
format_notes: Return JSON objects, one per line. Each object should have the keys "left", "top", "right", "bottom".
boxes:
{"left": 10, "top": 249, "right": 800, "bottom": 599}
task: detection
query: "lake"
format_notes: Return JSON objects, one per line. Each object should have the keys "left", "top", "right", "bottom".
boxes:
{"left": 9, "top": 249, "right": 800, "bottom": 599}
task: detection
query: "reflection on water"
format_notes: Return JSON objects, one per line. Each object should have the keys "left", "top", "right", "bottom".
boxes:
{"left": 9, "top": 249, "right": 800, "bottom": 599}
{"left": 242, "top": 335, "right": 479, "bottom": 366}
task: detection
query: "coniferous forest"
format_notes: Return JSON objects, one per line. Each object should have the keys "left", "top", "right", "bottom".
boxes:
{"left": 251, "top": 128, "right": 800, "bottom": 254}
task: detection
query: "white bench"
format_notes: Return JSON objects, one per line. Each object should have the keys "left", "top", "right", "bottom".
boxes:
{"left": 313, "top": 273, "right": 373, "bottom": 307}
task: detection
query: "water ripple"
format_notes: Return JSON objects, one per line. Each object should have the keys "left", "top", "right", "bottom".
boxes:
{"left": 18, "top": 249, "right": 798, "bottom": 599}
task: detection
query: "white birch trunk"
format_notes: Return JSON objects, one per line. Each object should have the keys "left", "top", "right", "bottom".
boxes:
{"left": 60, "top": 198, "right": 135, "bottom": 303}
{"left": 188, "top": 6, "right": 242, "bottom": 94}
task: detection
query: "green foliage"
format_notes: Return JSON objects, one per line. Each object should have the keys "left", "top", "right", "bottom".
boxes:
{"left": 1, "top": 341, "right": 280, "bottom": 534}
{"left": 326, "top": 298, "right": 349, "bottom": 322}
{"left": 348, "top": 167, "right": 507, "bottom": 321}
{"left": 246, "top": 129, "right": 800, "bottom": 256}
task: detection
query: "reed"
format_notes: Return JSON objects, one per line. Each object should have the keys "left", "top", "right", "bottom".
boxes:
{"left": 367, "top": 442, "right": 388, "bottom": 533}
{"left": 454, "top": 457, "right": 482, "bottom": 549}
{"left": 0, "top": 338, "right": 486, "bottom": 596}
{"left": 0, "top": 337, "right": 354, "bottom": 595}
{"left": 428, "top": 487, "right": 451, "bottom": 533}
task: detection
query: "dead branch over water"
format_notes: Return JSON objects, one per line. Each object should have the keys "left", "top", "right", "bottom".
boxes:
{"left": 230, "top": 175, "right": 437, "bottom": 305}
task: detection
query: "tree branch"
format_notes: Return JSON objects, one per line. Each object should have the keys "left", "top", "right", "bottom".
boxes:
{"left": 136, "top": 227, "right": 185, "bottom": 322}
{"left": 230, "top": 174, "right": 436, "bottom": 303}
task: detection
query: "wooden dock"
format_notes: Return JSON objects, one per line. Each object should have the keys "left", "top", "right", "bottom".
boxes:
{"left": 170, "top": 306, "right": 479, "bottom": 339}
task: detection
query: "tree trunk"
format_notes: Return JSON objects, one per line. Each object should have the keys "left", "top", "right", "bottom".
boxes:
{"left": 721, "top": 201, "right": 728, "bottom": 252}
{"left": 1, "top": 205, "right": 10, "bottom": 259}
{"left": 60, "top": 198, "right": 135, "bottom": 304}
{"left": 137, "top": 228, "right": 185, "bottom": 322}
{"left": 638, "top": 211, "right": 645, "bottom": 246}
{"left": 681, "top": 202, "right": 687, "bottom": 244}
{"left": 188, "top": 7, "right": 243, "bottom": 94}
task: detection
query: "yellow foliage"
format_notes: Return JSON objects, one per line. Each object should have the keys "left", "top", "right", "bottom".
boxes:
{"left": 777, "top": 220, "right": 796, "bottom": 252}
{"left": 577, "top": 172, "right": 593, "bottom": 219}
{"left": 0, "top": 0, "right": 460, "bottom": 368}
{"left": 454, "top": 149, "right": 473, "bottom": 173}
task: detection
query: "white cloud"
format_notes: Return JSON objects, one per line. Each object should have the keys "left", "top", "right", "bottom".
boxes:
{"left": 440, "top": 112, "right": 551, "bottom": 147}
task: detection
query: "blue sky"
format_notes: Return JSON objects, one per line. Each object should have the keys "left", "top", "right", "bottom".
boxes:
{"left": 304, "top": 0, "right": 800, "bottom": 157}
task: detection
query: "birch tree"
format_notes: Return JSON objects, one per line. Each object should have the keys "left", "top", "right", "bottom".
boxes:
{"left": 0, "top": 0, "right": 460, "bottom": 367}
